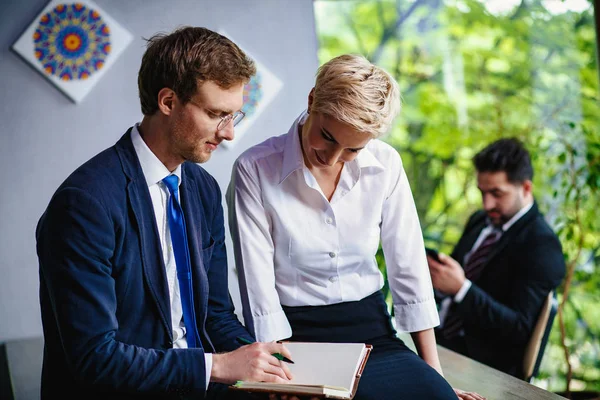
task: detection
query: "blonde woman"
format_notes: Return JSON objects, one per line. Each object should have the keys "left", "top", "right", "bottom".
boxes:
{"left": 227, "top": 54, "right": 484, "bottom": 400}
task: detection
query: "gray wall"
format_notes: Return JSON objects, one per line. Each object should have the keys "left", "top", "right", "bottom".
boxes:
{"left": 0, "top": 0, "right": 319, "bottom": 342}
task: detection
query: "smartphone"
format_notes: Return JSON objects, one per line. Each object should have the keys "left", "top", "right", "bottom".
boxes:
{"left": 425, "top": 247, "right": 441, "bottom": 262}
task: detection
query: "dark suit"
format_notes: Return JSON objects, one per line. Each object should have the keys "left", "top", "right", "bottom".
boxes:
{"left": 435, "top": 202, "right": 565, "bottom": 378}
{"left": 36, "top": 129, "right": 253, "bottom": 399}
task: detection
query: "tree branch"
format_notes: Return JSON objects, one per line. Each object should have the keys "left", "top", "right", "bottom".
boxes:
{"left": 343, "top": 8, "right": 367, "bottom": 55}
{"left": 371, "top": 0, "right": 425, "bottom": 63}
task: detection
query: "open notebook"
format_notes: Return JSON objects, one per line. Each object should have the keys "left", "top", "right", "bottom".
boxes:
{"left": 231, "top": 341, "right": 372, "bottom": 399}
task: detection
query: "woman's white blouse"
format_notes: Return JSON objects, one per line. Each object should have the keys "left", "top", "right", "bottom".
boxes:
{"left": 226, "top": 111, "right": 439, "bottom": 343}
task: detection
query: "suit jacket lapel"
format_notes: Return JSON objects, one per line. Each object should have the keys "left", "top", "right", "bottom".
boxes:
{"left": 456, "top": 214, "right": 487, "bottom": 265}
{"left": 179, "top": 165, "right": 213, "bottom": 351}
{"left": 479, "top": 202, "right": 540, "bottom": 278}
{"left": 115, "top": 130, "right": 172, "bottom": 339}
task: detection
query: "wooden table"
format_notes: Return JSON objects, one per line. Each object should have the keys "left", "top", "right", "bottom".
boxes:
{"left": 438, "top": 345, "right": 566, "bottom": 400}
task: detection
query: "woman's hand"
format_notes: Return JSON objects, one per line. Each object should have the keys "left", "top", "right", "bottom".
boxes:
{"left": 454, "top": 387, "right": 487, "bottom": 400}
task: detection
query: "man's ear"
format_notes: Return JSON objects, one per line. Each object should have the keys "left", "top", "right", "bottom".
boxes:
{"left": 157, "top": 88, "right": 176, "bottom": 116}
{"left": 522, "top": 179, "right": 533, "bottom": 196}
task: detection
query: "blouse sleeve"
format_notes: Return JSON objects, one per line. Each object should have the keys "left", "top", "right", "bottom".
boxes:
{"left": 379, "top": 152, "right": 440, "bottom": 332}
{"left": 226, "top": 158, "right": 293, "bottom": 342}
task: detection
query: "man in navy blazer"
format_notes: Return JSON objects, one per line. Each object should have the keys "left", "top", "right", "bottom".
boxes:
{"left": 36, "top": 27, "right": 293, "bottom": 399}
{"left": 427, "top": 138, "right": 566, "bottom": 378}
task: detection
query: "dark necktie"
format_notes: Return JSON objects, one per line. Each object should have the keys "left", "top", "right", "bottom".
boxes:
{"left": 463, "top": 229, "right": 502, "bottom": 281}
{"left": 442, "top": 229, "right": 502, "bottom": 339}
{"left": 163, "top": 174, "right": 200, "bottom": 348}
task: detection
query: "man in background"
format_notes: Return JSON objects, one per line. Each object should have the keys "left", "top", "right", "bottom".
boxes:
{"left": 36, "top": 26, "right": 292, "bottom": 399}
{"left": 427, "top": 138, "right": 566, "bottom": 378}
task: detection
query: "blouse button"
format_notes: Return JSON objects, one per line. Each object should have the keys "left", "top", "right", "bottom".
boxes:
{"left": 326, "top": 217, "right": 333, "bottom": 224}
{"left": 328, "top": 252, "right": 336, "bottom": 258}
{"left": 329, "top": 276, "right": 339, "bottom": 282}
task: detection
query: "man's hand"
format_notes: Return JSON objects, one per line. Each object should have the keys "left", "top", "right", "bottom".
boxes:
{"left": 211, "top": 342, "right": 294, "bottom": 385}
{"left": 427, "top": 252, "right": 466, "bottom": 296}
{"left": 454, "top": 387, "right": 487, "bottom": 400}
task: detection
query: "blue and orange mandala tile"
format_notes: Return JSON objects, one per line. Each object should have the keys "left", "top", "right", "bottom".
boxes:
{"left": 33, "top": 3, "right": 111, "bottom": 81}
{"left": 243, "top": 71, "right": 264, "bottom": 118}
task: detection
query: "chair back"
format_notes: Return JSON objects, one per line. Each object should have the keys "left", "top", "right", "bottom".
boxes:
{"left": 1, "top": 343, "right": 15, "bottom": 400}
{"left": 522, "top": 292, "right": 558, "bottom": 381}
{"left": 0, "top": 336, "right": 44, "bottom": 400}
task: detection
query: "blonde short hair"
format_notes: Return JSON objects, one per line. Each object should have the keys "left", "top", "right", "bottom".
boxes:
{"left": 310, "top": 54, "right": 401, "bottom": 138}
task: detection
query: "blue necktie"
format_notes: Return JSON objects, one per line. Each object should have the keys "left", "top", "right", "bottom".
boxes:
{"left": 163, "top": 174, "right": 200, "bottom": 348}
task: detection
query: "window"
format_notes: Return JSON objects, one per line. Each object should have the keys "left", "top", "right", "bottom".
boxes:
{"left": 314, "top": 0, "right": 599, "bottom": 392}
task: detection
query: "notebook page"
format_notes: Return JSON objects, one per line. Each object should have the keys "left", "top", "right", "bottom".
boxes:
{"left": 283, "top": 342, "right": 367, "bottom": 390}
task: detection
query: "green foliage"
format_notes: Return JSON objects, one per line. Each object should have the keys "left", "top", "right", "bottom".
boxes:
{"left": 314, "top": 0, "right": 600, "bottom": 393}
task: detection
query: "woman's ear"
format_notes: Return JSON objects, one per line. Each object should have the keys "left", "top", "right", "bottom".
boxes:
{"left": 307, "top": 88, "right": 315, "bottom": 113}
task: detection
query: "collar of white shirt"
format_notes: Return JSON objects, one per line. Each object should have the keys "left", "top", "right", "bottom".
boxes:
{"left": 499, "top": 201, "right": 534, "bottom": 232}
{"left": 451, "top": 200, "right": 535, "bottom": 306}
{"left": 131, "top": 123, "right": 182, "bottom": 188}
{"left": 479, "top": 200, "right": 534, "bottom": 239}
{"left": 279, "top": 110, "right": 384, "bottom": 185}
{"left": 472, "top": 201, "right": 535, "bottom": 260}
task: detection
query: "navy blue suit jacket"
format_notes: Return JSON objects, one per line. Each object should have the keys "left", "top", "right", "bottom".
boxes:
{"left": 36, "top": 129, "right": 253, "bottom": 399}
{"left": 436, "top": 202, "right": 565, "bottom": 378}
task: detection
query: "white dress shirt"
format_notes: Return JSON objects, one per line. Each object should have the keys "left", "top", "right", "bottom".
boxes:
{"left": 438, "top": 201, "right": 534, "bottom": 328}
{"left": 227, "top": 111, "right": 439, "bottom": 343}
{"left": 131, "top": 125, "right": 211, "bottom": 385}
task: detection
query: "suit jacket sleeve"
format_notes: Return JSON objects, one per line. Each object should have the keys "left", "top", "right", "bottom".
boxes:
{"left": 454, "top": 231, "right": 565, "bottom": 345}
{"left": 37, "top": 187, "right": 208, "bottom": 396}
{"left": 203, "top": 175, "right": 255, "bottom": 351}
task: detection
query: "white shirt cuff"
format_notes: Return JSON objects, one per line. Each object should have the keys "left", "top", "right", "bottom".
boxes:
{"left": 393, "top": 297, "right": 440, "bottom": 332}
{"left": 205, "top": 353, "right": 212, "bottom": 389}
{"left": 454, "top": 279, "right": 472, "bottom": 303}
{"left": 253, "top": 309, "right": 293, "bottom": 342}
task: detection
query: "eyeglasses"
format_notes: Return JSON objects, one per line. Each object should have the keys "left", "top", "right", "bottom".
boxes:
{"left": 202, "top": 105, "right": 245, "bottom": 131}
{"left": 188, "top": 98, "right": 246, "bottom": 131}
{"left": 214, "top": 110, "right": 246, "bottom": 131}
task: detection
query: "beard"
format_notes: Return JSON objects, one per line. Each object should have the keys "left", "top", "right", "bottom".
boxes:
{"left": 184, "top": 146, "right": 211, "bottom": 164}
{"left": 172, "top": 136, "right": 211, "bottom": 164}
{"left": 487, "top": 198, "right": 524, "bottom": 227}
{"left": 170, "top": 120, "right": 214, "bottom": 164}
{"left": 487, "top": 212, "right": 510, "bottom": 227}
